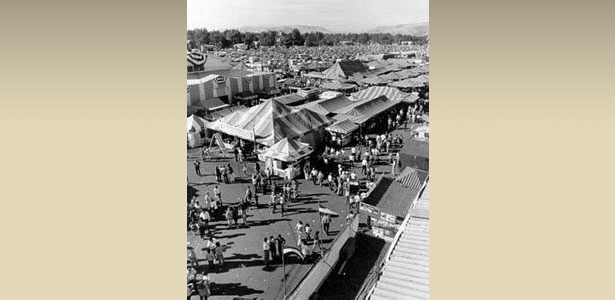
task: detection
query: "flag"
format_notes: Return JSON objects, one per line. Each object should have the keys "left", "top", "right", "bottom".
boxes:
{"left": 318, "top": 205, "right": 339, "bottom": 216}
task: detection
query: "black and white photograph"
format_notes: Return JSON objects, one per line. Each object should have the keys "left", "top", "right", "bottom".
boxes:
{"left": 187, "top": 1, "right": 429, "bottom": 299}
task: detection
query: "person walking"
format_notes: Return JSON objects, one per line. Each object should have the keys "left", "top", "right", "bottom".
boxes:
{"left": 265, "top": 167, "right": 272, "bottom": 185}
{"left": 232, "top": 204, "right": 239, "bottom": 228}
{"left": 304, "top": 223, "right": 312, "bottom": 241}
{"left": 205, "top": 248, "right": 215, "bottom": 270}
{"left": 276, "top": 234, "right": 286, "bottom": 263}
{"left": 361, "top": 157, "right": 368, "bottom": 175}
{"left": 198, "top": 220, "right": 207, "bottom": 240}
{"left": 222, "top": 167, "right": 229, "bottom": 184}
{"left": 269, "top": 235, "right": 277, "bottom": 262}
{"left": 241, "top": 204, "right": 248, "bottom": 226}
{"left": 263, "top": 237, "right": 271, "bottom": 267}
{"left": 254, "top": 191, "right": 259, "bottom": 208}
{"left": 215, "top": 166, "right": 221, "bottom": 183}
{"left": 214, "top": 241, "right": 224, "bottom": 267}
{"left": 225, "top": 207, "right": 233, "bottom": 228}
{"left": 312, "top": 231, "right": 322, "bottom": 254}
{"left": 233, "top": 147, "right": 239, "bottom": 162}
{"left": 279, "top": 196, "right": 285, "bottom": 217}
{"left": 311, "top": 168, "right": 318, "bottom": 185}
{"left": 391, "top": 159, "right": 397, "bottom": 176}
{"left": 227, "top": 164, "right": 234, "bottom": 183}
{"left": 322, "top": 214, "right": 331, "bottom": 235}
{"left": 270, "top": 192, "right": 277, "bottom": 214}
{"left": 194, "top": 160, "right": 202, "bottom": 177}
{"left": 245, "top": 186, "right": 253, "bottom": 204}
{"left": 317, "top": 171, "right": 324, "bottom": 187}
{"left": 242, "top": 164, "right": 248, "bottom": 178}
{"left": 196, "top": 272, "right": 211, "bottom": 300}
{"left": 213, "top": 186, "right": 222, "bottom": 207}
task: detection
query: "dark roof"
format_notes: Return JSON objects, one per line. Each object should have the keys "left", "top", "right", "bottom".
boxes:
{"left": 187, "top": 69, "right": 252, "bottom": 80}
{"left": 272, "top": 94, "right": 308, "bottom": 106}
{"left": 337, "top": 60, "right": 368, "bottom": 75}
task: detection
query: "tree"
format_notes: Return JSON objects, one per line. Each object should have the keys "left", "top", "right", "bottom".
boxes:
{"left": 290, "top": 29, "right": 303, "bottom": 46}
{"left": 357, "top": 33, "right": 370, "bottom": 44}
{"left": 259, "top": 31, "right": 277, "bottom": 46}
{"left": 243, "top": 32, "right": 258, "bottom": 49}
{"left": 224, "top": 29, "right": 243, "bottom": 45}
{"left": 304, "top": 34, "right": 318, "bottom": 47}
{"left": 315, "top": 32, "right": 325, "bottom": 44}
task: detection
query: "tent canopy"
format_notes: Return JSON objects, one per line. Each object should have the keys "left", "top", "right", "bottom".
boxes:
{"left": 272, "top": 93, "right": 308, "bottom": 106}
{"left": 335, "top": 95, "right": 399, "bottom": 125}
{"left": 262, "top": 137, "right": 313, "bottom": 162}
{"left": 323, "top": 60, "right": 368, "bottom": 79}
{"left": 320, "top": 80, "right": 357, "bottom": 91}
{"left": 294, "top": 95, "right": 354, "bottom": 116}
{"left": 213, "top": 99, "right": 329, "bottom": 146}
{"left": 361, "top": 76, "right": 388, "bottom": 85}
{"left": 351, "top": 86, "right": 415, "bottom": 103}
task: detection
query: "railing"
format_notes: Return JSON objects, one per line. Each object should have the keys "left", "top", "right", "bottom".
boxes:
{"left": 287, "top": 215, "right": 360, "bottom": 300}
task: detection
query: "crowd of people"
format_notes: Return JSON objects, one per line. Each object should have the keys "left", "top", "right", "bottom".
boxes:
{"left": 187, "top": 99, "right": 427, "bottom": 299}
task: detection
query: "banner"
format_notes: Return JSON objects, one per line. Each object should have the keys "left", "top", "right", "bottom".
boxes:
{"left": 219, "top": 123, "right": 254, "bottom": 141}
{"left": 187, "top": 52, "right": 207, "bottom": 66}
{"left": 359, "top": 202, "right": 380, "bottom": 219}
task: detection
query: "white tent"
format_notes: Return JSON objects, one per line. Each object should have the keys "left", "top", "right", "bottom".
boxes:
{"left": 187, "top": 114, "right": 208, "bottom": 133}
{"left": 261, "top": 137, "right": 313, "bottom": 162}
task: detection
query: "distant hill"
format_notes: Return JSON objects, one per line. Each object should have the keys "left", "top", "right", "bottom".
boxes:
{"left": 367, "top": 22, "right": 429, "bottom": 36}
{"left": 238, "top": 25, "right": 331, "bottom": 33}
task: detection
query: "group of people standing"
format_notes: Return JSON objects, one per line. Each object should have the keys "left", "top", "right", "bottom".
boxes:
{"left": 262, "top": 234, "right": 286, "bottom": 267}
{"left": 187, "top": 190, "right": 222, "bottom": 238}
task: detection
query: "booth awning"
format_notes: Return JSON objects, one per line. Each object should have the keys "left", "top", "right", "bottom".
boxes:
{"left": 335, "top": 95, "right": 399, "bottom": 125}
{"left": 326, "top": 119, "right": 359, "bottom": 135}
{"left": 234, "top": 91, "right": 258, "bottom": 101}
{"left": 201, "top": 98, "right": 230, "bottom": 111}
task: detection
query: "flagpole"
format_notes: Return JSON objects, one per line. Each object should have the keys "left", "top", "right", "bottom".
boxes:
{"left": 282, "top": 251, "right": 287, "bottom": 299}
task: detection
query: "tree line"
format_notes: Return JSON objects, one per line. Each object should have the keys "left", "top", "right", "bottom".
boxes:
{"left": 187, "top": 28, "right": 428, "bottom": 50}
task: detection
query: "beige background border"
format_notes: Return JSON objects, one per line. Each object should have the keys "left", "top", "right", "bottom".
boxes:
{"left": 1, "top": 0, "right": 615, "bottom": 299}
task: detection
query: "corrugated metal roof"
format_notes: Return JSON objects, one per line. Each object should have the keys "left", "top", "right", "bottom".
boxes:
{"left": 370, "top": 184, "right": 430, "bottom": 300}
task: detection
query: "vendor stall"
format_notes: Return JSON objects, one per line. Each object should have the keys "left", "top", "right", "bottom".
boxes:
{"left": 260, "top": 138, "right": 314, "bottom": 180}
{"left": 325, "top": 119, "right": 359, "bottom": 147}
{"left": 187, "top": 115, "right": 208, "bottom": 148}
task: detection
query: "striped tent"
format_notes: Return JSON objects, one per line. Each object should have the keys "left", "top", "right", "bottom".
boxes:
{"left": 361, "top": 76, "right": 388, "bottom": 86}
{"left": 389, "top": 78, "right": 426, "bottom": 89}
{"left": 214, "top": 99, "right": 329, "bottom": 146}
{"left": 295, "top": 95, "right": 354, "bottom": 116}
{"left": 326, "top": 119, "right": 359, "bottom": 135}
{"left": 335, "top": 95, "right": 399, "bottom": 125}
{"left": 351, "top": 86, "right": 416, "bottom": 103}
{"left": 379, "top": 72, "right": 402, "bottom": 82}
{"left": 395, "top": 167, "right": 427, "bottom": 190}
{"left": 261, "top": 137, "right": 313, "bottom": 162}
{"left": 320, "top": 80, "right": 357, "bottom": 91}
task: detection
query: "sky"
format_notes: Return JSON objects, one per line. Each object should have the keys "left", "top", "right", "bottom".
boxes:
{"left": 187, "top": 0, "right": 429, "bottom": 32}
